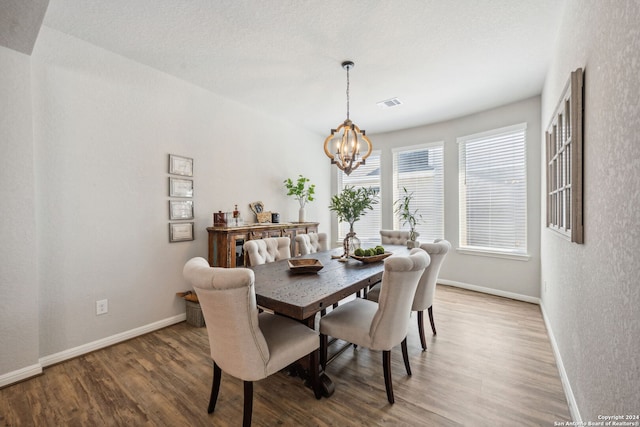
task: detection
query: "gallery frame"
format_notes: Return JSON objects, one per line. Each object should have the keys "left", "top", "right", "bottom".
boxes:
{"left": 169, "top": 222, "right": 194, "bottom": 242}
{"left": 167, "top": 153, "right": 195, "bottom": 242}
{"left": 169, "top": 200, "right": 194, "bottom": 220}
{"left": 168, "top": 154, "right": 193, "bottom": 177}
{"left": 169, "top": 177, "right": 194, "bottom": 198}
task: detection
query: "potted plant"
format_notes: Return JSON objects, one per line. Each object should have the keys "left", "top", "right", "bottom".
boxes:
{"left": 284, "top": 175, "right": 316, "bottom": 222}
{"left": 328, "top": 186, "right": 379, "bottom": 258}
{"left": 394, "top": 187, "right": 422, "bottom": 248}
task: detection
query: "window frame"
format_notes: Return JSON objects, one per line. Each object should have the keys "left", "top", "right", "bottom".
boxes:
{"left": 457, "top": 123, "right": 529, "bottom": 259}
{"left": 392, "top": 142, "right": 445, "bottom": 242}
{"left": 546, "top": 68, "right": 584, "bottom": 243}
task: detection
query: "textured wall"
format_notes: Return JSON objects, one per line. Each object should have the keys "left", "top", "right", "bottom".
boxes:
{"left": 0, "top": 46, "right": 40, "bottom": 376}
{"left": 373, "top": 96, "right": 541, "bottom": 298}
{"left": 540, "top": 0, "right": 640, "bottom": 421}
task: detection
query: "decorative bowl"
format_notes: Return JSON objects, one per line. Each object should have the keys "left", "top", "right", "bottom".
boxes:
{"left": 288, "top": 258, "right": 324, "bottom": 273}
{"left": 350, "top": 252, "right": 393, "bottom": 263}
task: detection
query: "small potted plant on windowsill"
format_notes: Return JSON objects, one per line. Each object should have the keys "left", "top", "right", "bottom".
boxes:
{"left": 328, "top": 186, "right": 379, "bottom": 259}
{"left": 284, "top": 175, "right": 316, "bottom": 222}
{"left": 394, "top": 187, "right": 422, "bottom": 248}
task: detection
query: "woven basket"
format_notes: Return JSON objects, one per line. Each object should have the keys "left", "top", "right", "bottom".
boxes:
{"left": 185, "top": 300, "right": 205, "bottom": 327}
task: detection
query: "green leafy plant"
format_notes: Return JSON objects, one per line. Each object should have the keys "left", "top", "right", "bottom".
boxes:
{"left": 284, "top": 175, "right": 316, "bottom": 208}
{"left": 394, "top": 187, "right": 421, "bottom": 241}
{"left": 329, "top": 186, "right": 379, "bottom": 231}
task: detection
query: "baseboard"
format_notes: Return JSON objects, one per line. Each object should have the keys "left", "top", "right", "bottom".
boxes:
{"left": 1, "top": 314, "right": 186, "bottom": 388}
{"left": 39, "top": 313, "right": 186, "bottom": 368}
{"left": 438, "top": 278, "right": 541, "bottom": 304}
{"left": 0, "top": 363, "right": 43, "bottom": 388}
{"left": 540, "top": 302, "right": 582, "bottom": 422}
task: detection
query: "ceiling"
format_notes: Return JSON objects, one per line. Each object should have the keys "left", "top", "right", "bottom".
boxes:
{"left": 26, "top": 1, "right": 566, "bottom": 135}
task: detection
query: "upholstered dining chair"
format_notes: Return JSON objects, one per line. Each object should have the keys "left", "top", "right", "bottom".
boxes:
{"left": 379, "top": 229, "right": 420, "bottom": 246}
{"left": 319, "top": 249, "right": 430, "bottom": 404}
{"left": 243, "top": 236, "right": 291, "bottom": 266}
{"left": 367, "top": 239, "right": 451, "bottom": 351}
{"left": 183, "top": 257, "right": 321, "bottom": 426}
{"left": 295, "top": 232, "right": 328, "bottom": 255}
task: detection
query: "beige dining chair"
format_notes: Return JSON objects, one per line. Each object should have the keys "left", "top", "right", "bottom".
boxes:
{"left": 243, "top": 236, "right": 291, "bottom": 266}
{"left": 295, "top": 232, "right": 328, "bottom": 255}
{"left": 319, "top": 249, "right": 430, "bottom": 404}
{"left": 367, "top": 239, "right": 451, "bottom": 351}
{"left": 183, "top": 257, "right": 321, "bottom": 426}
{"left": 379, "top": 229, "right": 420, "bottom": 245}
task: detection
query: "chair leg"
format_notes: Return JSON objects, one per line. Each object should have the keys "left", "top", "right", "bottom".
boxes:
{"left": 309, "top": 348, "right": 322, "bottom": 399}
{"left": 382, "top": 350, "right": 395, "bottom": 404}
{"left": 320, "top": 334, "right": 328, "bottom": 370}
{"left": 417, "top": 311, "right": 427, "bottom": 351}
{"left": 401, "top": 338, "right": 411, "bottom": 376}
{"left": 428, "top": 305, "right": 437, "bottom": 335}
{"left": 243, "top": 381, "right": 253, "bottom": 427}
{"left": 208, "top": 362, "right": 222, "bottom": 414}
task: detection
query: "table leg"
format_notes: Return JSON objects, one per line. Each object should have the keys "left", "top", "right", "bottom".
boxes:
{"left": 305, "top": 316, "right": 336, "bottom": 398}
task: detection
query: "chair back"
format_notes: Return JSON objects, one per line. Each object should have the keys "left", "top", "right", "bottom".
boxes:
{"left": 183, "top": 257, "right": 271, "bottom": 381}
{"left": 244, "top": 237, "right": 291, "bottom": 266}
{"left": 380, "top": 229, "right": 420, "bottom": 245}
{"left": 295, "top": 232, "right": 328, "bottom": 255}
{"left": 413, "top": 239, "right": 451, "bottom": 311}
{"left": 369, "top": 249, "right": 430, "bottom": 349}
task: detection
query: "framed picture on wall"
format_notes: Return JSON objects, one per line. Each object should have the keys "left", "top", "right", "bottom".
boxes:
{"left": 169, "top": 200, "right": 194, "bottom": 220}
{"left": 168, "top": 154, "right": 193, "bottom": 177}
{"left": 169, "top": 177, "right": 193, "bottom": 198}
{"left": 169, "top": 222, "right": 194, "bottom": 242}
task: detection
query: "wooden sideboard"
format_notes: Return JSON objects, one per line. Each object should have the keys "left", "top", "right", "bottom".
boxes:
{"left": 207, "top": 222, "right": 319, "bottom": 268}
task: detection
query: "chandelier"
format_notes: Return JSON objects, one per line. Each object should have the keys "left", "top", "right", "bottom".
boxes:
{"left": 323, "top": 61, "right": 373, "bottom": 175}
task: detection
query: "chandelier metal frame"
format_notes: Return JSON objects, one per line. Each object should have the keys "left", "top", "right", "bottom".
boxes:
{"left": 323, "top": 61, "right": 373, "bottom": 175}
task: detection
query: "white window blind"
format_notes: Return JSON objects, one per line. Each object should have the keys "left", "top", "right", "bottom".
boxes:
{"left": 458, "top": 123, "right": 527, "bottom": 255}
{"left": 337, "top": 151, "right": 381, "bottom": 246}
{"left": 392, "top": 143, "right": 444, "bottom": 241}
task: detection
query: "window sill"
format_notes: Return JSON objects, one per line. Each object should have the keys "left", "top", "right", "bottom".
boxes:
{"left": 456, "top": 247, "right": 530, "bottom": 261}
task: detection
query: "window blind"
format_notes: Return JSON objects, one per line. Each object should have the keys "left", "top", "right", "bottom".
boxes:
{"left": 458, "top": 124, "right": 527, "bottom": 254}
{"left": 392, "top": 143, "right": 444, "bottom": 242}
{"left": 337, "top": 151, "right": 381, "bottom": 246}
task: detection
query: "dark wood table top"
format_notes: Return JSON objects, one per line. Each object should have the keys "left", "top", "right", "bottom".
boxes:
{"left": 250, "top": 245, "right": 409, "bottom": 323}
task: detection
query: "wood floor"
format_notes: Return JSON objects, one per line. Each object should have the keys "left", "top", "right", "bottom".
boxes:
{"left": 0, "top": 285, "right": 571, "bottom": 426}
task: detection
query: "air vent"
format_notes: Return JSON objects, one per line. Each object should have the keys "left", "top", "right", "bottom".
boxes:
{"left": 376, "top": 97, "right": 403, "bottom": 109}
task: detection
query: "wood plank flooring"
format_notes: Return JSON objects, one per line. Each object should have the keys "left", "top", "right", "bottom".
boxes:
{"left": 0, "top": 285, "right": 571, "bottom": 426}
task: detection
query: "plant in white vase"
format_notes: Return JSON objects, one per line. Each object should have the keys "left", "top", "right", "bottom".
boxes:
{"left": 329, "top": 186, "right": 379, "bottom": 258}
{"left": 284, "top": 175, "right": 316, "bottom": 222}
{"left": 394, "top": 187, "right": 422, "bottom": 248}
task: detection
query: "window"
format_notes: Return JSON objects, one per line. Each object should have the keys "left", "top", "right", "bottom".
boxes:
{"left": 546, "top": 68, "right": 584, "bottom": 243}
{"left": 392, "top": 143, "right": 444, "bottom": 241}
{"left": 458, "top": 123, "right": 527, "bottom": 256}
{"left": 337, "top": 151, "right": 381, "bottom": 245}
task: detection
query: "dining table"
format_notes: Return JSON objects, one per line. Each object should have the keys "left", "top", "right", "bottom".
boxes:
{"left": 248, "top": 244, "right": 411, "bottom": 396}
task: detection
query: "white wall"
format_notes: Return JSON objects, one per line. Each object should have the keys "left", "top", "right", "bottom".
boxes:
{"left": 372, "top": 96, "right": 541, "bottom": 299}
{"left": 1, "top": 26, "right": 330, "bottom": 383}
{"left": 540, "top": 0, "right": 640, "bottom": 421}
{"left": 0, "top": 46, "right": 41, "bottom": 382}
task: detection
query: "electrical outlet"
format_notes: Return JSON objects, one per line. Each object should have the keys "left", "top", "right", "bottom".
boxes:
{"left": 544, "top": 281, "right": 548, "bottom": 292}
{"left": 96, "top": 299, "right": 108, "bottom": 315}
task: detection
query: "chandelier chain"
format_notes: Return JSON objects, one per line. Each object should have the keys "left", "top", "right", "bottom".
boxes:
{"left": 346, "top": 66, "right": 350, "bottom": 121}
